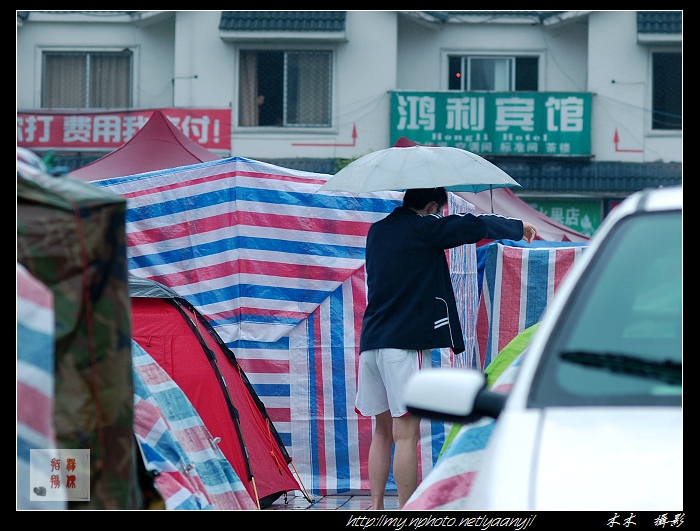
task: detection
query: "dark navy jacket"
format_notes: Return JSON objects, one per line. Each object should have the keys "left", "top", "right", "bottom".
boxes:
{"left": 359, "top": 206, "right": 524, "bottom": 355}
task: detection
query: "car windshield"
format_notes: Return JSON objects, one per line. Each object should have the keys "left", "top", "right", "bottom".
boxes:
{"left": 529, "top": 209, "right": 682, "bottom": 407}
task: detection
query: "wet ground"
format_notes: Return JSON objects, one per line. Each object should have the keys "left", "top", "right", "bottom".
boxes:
{"left": 265, "top": 492, "right": 399, "bottom": 511}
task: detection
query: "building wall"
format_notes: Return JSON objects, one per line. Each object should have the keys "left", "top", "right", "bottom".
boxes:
{"left": 538, "top": 19, "right": 589, "bottom": 92}
{"left": 17, "top": 11, "right": 681, "bottom": 172}
{"left": 587, "top": 11, "right": 681, "bottom": 163}
{"left": 16, "top": 13, "right": 176, "bottom": 111}
{"left": 173, "top": 11, "right": 233, "bottom": 109}
{"left": 226, "top": 10, "right": 399, "bottom": 160}
{"left": 396, "top": 15, "right": 588, "bottom": 93}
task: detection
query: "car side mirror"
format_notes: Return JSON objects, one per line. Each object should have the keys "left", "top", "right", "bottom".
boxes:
{"left": 404, "top": 368, "right": 507, "bottom": 423}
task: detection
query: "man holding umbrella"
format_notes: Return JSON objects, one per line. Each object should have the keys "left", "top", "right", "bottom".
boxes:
{"left": 354, "top": 187, "right": 538, "bottom": 509}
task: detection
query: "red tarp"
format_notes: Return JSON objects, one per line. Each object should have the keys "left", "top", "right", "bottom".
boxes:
{"left": 456, "top": 187, "right": 590, "bottom": 243}
{"left": 69, "top": 110, "right": 220, "bottom": 182}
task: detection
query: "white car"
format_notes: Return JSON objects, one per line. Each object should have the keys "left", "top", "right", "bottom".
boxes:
{"left": 405, "top": 185, "right": 682, "bottom": 511}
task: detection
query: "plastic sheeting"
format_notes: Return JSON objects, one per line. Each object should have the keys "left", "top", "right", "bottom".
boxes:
{"left": 94, "top": 157, "right": 481, "bottom": 494}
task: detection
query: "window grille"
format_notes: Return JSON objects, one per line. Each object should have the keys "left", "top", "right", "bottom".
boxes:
{"left": 652, "top": 51, "right": 682, "bottom": 130}
{"left": 239, "top": 50, "right": 332, "bottom": 127}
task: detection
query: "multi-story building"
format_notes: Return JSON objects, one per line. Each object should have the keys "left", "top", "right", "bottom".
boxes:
{"left": 17, "top": 10, "right": 682, "bottom": 236}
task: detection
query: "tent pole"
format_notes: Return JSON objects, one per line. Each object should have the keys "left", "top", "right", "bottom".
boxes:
{"left": 490, "top": 185, "right": 494, "bottom": 213}
{"left": 172, "top": 301, "right": 260, "bottom": 507}
{"left": 289, "top": 460, "right": 314, "bottom": 503}
{"left": 250, "top": 477, "right": 261, "bottom": 510}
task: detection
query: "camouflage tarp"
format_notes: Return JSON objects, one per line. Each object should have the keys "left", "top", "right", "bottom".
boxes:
{"left": 17, "top": 170, "right": 139, "bottom": 509}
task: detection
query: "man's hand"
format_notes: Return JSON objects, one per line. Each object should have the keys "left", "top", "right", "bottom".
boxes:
{"left": 522, "top": 221, "right": 538, "bottom": 244}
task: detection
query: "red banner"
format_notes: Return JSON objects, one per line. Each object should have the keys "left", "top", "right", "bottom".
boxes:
{"left": 17, "top": 108, "right": 231, "bottom": 152}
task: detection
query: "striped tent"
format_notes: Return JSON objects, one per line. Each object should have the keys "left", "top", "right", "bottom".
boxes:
{"left": 94, "top": 156, "right": 481, "bottom": 494}
{"left": 132, "top": 340, "right": 257, "bottom": 510}
{"left": 17, "top": 263, "right": 66, "bottom": 510}
{"left": 475, "top": 240, "right": 587, "bottom": 370}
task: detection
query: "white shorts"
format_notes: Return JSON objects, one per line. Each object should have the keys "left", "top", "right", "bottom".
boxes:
{"left": 355, "top": 348, "right": 431, "bottom": 418}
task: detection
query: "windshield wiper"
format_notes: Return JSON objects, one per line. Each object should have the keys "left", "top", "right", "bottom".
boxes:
{"left": 560, "top": 351, "right": 682, "bottom": 385}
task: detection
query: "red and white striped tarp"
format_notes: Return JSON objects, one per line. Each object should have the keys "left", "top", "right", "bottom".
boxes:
{"left": 403, "top": 352, "right": 524, "bottom": 510}
{"left": 404, "top": 239, "right": 588, "bottom": 510}
{"left": 94, "top": 157, "right": 480, "bottom": 494}
{"left": 132, "top": 340, "right": 257, "bottom": 510}
{"left": 17, "top": 262, "right": 66, "bottom": 510}
{"left": 475, "top": 241, "right": 587, "bottom": 370}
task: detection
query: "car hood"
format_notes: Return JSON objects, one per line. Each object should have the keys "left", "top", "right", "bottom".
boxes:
{"left": 468, "top": 407, "right": 683, "bottom": 511}
{"left": 534, "top": 407, "right": 683, "bottom": 511}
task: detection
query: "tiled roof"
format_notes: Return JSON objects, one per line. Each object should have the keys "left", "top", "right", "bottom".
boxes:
{"left": 219, "top": 11, "right": 346, "bottom": 32}
{"left": 54, "top": 153, "right": 680, "bottom": 195}
{"left": 401, "top": 11, "right": 567, "bottom": 24}
{"left": 495, "top": 160, "right": 682, "bottom": 194}
{"left": 637, "top": 11, "right": 682, "bottom": 34}
{"left": 264, "top": 158, "right": 682, "bottom": 195}
{"left": 443, "top": 11, "right": 565, "bottom": 20}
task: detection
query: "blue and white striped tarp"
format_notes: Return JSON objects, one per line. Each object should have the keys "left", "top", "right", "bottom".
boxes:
{"left": 17, "top": 262, "right": 66, "bottom": 510}
{"left": 132, "top": 340, "right": 257, "bottom": 510}
{"left": 403, "top": 352, "right": 524, "bottom": 510}
{"left": 475, "top": 240, "right": 587, "bottom": 370}
{"left": 95, "top": 156, "right": 480, "bottom": 494}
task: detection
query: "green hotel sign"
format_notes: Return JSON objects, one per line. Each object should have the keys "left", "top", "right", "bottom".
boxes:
{"left": 390, "top": 91, "right": 592, "bottom": 156}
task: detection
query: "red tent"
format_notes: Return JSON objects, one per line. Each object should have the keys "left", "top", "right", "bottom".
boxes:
{"left": 456, "top": 186, "right": 589, "bottom": 243}
{"left": 129, "top": 275, "right": 306, "bottom": 509}
{"left": 393, "top": 137, "right": 589, "bottom": 243}
{"left": 69, "top": 110, "right": 220, "bottom": 182}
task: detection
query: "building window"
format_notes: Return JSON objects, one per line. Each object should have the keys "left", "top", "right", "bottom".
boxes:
{"left": 239, "top": 50, "right": 332, "bottom": 127}
{"left": 41, "top": 51, "right": 133, "bottom": 109}
{"left": 652, "top": 51, "right": 682, "bottom": 130}
{"left": 448, "top": 55, "right": 538, "bottom": 91}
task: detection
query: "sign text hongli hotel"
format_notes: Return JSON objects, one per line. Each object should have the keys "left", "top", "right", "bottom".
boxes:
{"left": 391, "top": 91, "right": 592, "bottom": 156}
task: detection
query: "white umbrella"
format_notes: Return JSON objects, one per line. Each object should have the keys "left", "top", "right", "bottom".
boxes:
{"left": 317, "top": 145, "right": 521, "bottom": 194}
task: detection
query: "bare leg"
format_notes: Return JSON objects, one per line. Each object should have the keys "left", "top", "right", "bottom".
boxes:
{"left": 368, "top": 410, "right": 393, "bottom": 510}
{"left": 392, "top": 414, "right": 421, "bottom": 509}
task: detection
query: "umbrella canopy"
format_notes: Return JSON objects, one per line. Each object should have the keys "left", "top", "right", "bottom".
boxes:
{"left": 317, "top": 145, "right": 521, "bottom": 193}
